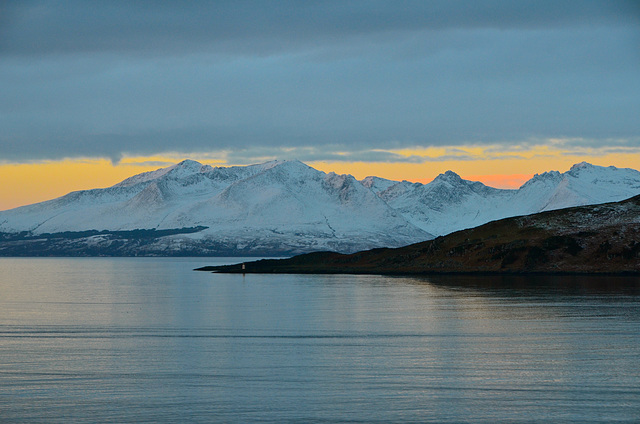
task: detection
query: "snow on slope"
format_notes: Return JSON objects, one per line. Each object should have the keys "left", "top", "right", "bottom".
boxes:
{"left": 361, "top": 175, "right": 399, "bottom": 193}
{"left": 1, "top": 160, "right": 639, "bottom": 255}
{"left": 160, "top": 160, "right": 429, "bottom": 252}
{"left": 375, "top": 171, "right": 515, "bottom": 236}
{"left": 0, "top": 160, "right": 288, "bottom": 234}
{"left": 374, "top": 162, "right": 640, "bottom": 236}
{"left": 0, "top": 159, "right": 430, "bottom": 254}
{"left": 513, "top": 162, "right": 640, "bottom": 213}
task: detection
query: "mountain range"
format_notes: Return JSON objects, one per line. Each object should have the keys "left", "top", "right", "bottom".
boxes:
{"left": 1, "top": 159, "right": 639, "bottom": 256}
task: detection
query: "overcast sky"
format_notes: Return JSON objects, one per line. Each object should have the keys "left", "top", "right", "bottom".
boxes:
{"left": 1, "top": 0, "right": 639, "bottom": 164}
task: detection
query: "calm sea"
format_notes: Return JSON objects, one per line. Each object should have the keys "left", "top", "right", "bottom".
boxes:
{"left": 0, "top": 257, "right": 639, "bottom": 423}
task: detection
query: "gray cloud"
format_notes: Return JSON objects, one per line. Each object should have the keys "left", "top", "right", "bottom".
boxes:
{"left": 223, "top": 146, "right": 428, "bottom": 165}
{"left": 2, "top": 1, "right": 637, "bottom": 57}
{"left": 0, "top": 1, "right": 639, "bottom": 163}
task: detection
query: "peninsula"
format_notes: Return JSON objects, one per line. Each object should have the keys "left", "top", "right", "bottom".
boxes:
{"left": 197, "top": 194, "right": 640, "bottom": 275}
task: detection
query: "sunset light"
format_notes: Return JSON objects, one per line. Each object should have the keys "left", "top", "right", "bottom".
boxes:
{"left": 3, "top": 148, "right": 639, "bottom": 211}
{"left": 1, "top": 2, "right": 639, "bottom": 423}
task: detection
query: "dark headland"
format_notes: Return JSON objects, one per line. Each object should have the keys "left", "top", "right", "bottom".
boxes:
{"left": 197, "top": 195, "right": 640, "bottom": 275}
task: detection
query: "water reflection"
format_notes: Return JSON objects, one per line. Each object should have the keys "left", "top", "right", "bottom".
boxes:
{"left": 0, "top": 258, "right": 639, "bottom": 423}
{"left": 422, "top": 273, "right": 640, "bottom": 295}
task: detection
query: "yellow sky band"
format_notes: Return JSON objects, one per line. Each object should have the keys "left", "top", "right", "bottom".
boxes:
{"left": 2, "top": 151, "right": 639, "bottom": 211}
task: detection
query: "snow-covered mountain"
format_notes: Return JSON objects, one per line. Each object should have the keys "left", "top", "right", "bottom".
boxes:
{"left": 1, "top": 160, "right": 639, "bottom": 256}
{"left": 373, "top": 171, "right": 514, "bottom": 236}
{"left": 372, "top": 161, "right": 640, "bottom": 237}
{"left": 0, "top": 160, "right": 428, "bottom": 255}
{"left": 511, "top": 162, "right": 640, "bottom": 213}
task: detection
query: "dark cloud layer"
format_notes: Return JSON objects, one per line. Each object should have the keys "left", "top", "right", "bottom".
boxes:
{"left": 3, "top": 1, "right": 638, "bottom": 56}
{"left": 1, "top": 1, "right": 638, "bottom": 163}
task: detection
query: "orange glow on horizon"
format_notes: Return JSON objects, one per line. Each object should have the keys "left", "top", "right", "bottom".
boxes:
{"left": 308, "top": 153, "right": 640, "bottom": 185}
{"left": 0, "top": 159, "right": 166, "bottom": 211}
{"left": 1, "top": 150, "right": 639, "bottom": 211}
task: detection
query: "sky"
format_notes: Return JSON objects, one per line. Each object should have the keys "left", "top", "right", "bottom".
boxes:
{"left": 1, "top": 1, "right": 639, "bottom": 210}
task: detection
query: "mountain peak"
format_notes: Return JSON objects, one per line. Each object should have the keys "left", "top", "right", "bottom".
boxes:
{"left": 521, "top": 170, "right": 563, "bottom": 189}
{"left": 531, "top": 170, "right": 562, "bottom": 179}
{"left": 566, "top": 162, "right": 616, "bottom": 178}
{"left": 161, "top": 159, "right": 210, "bottom": 179}
{"left": 112, "top": 159, "right": 207, "bottom": 188}
{"left": 174, "top": 159, "right": 203, "bottom": 169}
{"left": 277, "top": 158, "right": 305, "bottom": 166}
{"left": 433, "top": 170, "right": 462, "bottom": 184}
{"left": 569, "top": 161, "right": 594, "bottom": 172}
{"left": 260, "top": 158, "right": 304, "bottom": 168}
{"left": 270, "top": 159, "right": 316, "bottom": 173}
{"left": 165, "top": 159, "right": 207, "bottom": 175}
{"left": 361, "top": 175, "right": 398, "bottom": 192}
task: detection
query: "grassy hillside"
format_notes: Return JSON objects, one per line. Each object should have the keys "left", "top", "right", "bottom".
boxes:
{"left": 200, "top": 195, "right": 640, "bottom": 275}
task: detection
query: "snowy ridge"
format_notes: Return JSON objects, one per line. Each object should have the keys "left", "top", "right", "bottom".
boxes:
{"left": 361, "top": 175, "right": 399, "bottom": 193}
{"left": 0, "top": 160, "right": 430, "bottom": 254}
{"left": 1, "top": 160, "right": 639, "bottom": 255}
{"left": 375, "top": 171, "right": 515, "bottom": 236}
{"left": 373, "top": 162, "right": 640, "bottom": 236}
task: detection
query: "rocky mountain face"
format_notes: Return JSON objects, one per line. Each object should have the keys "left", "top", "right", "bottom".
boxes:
{"left": 1, "top": 160, "right": 639, "bottom": 256}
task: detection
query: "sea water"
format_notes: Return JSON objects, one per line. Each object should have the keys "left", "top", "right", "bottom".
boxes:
{"left": 0, "top": 257, "right": 639, "bottom": 423}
